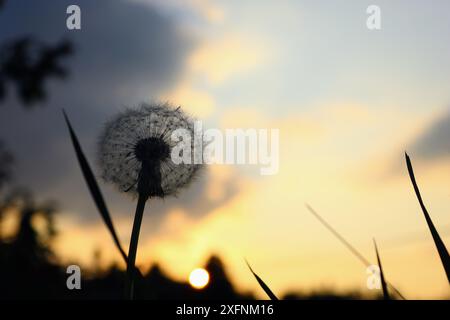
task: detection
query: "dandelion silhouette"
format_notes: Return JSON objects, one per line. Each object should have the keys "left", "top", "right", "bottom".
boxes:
{"left": 98, "top": 103, "right": 202, "bottom": 299}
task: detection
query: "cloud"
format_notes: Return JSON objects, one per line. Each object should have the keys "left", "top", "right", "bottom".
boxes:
{"left": 188, "top": 35, "right": 267, "bottom": 85}
{"left": 0, "top": 0, "right": 195, "bottom": 96}
{"left": 134, "top": 0, "right": 225, "bottom": 24}
{"left": 189, "top": 0, "right": 225, "bottom": 24}
{"left": 160, "top": 81, "right": 216, "bottom": 117}
{"left": 409, "top": 109, "right": 450, "bottom": 160}
{"left": 0, "top": 0, "right": 235, "bottom": 226}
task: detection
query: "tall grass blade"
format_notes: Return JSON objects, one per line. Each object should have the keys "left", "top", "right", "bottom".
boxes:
{"left": 306, "top": 204, "right": 370, "bottom": 266}
{"left": 62, "top": 110, "right": 128, "bottom": 264}
{"left": 245, "top": 259, "right": 279, "bottom": 300}
{"left": 373, "top": 239, "right": 390, "bottom": 300}
{"left": 305, "top": 204, "right": 406, "bottom": 300}
{"left": 405, "top": 153, "right": 450, "bottom": 283}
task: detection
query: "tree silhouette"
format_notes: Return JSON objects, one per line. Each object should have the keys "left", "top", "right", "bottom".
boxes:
{"left": 0, "top": 1, "right": 73, "bottom": 107}
{"left": 0, "top": 37, "right": 73, "bottom": 106}
{"left": 0, "top": 189, "right": 62, "bottom": 299}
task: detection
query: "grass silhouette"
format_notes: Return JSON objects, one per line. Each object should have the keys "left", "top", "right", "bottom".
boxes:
{"left": 405, "top": 153, "right": 450, "bottom": 283}
{"left": 305, "top": 204, "right": 406, "bottom": 300}
{"left": 373, "top": 239, "right": 390, "bottom": 300}
{"left": 62, "top": 111, "right": 449, "bottom": 300}
{"left": 245, "top": 259, "right": 278, "bottom": 300}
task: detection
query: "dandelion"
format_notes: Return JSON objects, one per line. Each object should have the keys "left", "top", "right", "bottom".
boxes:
{"left": 98, "top": 103, "right": 202, "bottom": 299}
{"left": 99, "top": 103, "right": 201, "bottom": 197}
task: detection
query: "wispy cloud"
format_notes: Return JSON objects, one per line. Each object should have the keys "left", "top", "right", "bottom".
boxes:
{"left": 409, "top": 109, "right": 450, "bottom": 160}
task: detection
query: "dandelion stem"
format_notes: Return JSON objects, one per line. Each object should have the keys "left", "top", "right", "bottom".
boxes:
{"left": 125, "top": 192, "right": 148, "bottom": 299}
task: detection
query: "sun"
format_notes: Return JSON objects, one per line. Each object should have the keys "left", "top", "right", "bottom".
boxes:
{"left": 189, "top": 268, "right": 210, "bottom": 289}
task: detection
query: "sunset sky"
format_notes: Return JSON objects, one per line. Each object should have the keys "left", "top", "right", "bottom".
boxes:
{"left": 1, "top": 0, "right": 449, "bottom": 299}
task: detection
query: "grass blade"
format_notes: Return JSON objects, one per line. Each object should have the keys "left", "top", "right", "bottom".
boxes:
{"left": 125, "top": 193, "right": 147, "bottom": 300}
{"left": 245, "top": 259, "right": 279, "bottom": 300}
{"left": 306, "top": 204, "right": 370, "bottom": 266}
{"left": 373, "top": 239, "right": 390, "bottom": 300}
{"left": 63, "top": 110, "right": 128, "bottom": 264}
{"left": 305, "top": 204, "right": 406, "bottom": 299}
{"left": 405, "top": 153, "right": 450, "bottom": 283}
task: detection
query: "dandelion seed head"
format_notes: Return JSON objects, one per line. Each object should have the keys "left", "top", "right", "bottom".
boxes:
{"left": 98, "top": 103, "right": 202, "bottom": 198}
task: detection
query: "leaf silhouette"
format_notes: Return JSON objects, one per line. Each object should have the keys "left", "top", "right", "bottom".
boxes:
{"left": 245, "top": 259, "right": 278, "bottom": 300}
{"left": 373, "top": 239, "right": 390, "bottom": 300}
{"left": 305, "top": 204, "right": 406, "bottom": 299}
{"left": 405, "top": 152, "right": 450, "bottom": 283}
{"left": 63, "top": 110, "right": 128, "bottom": 263}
